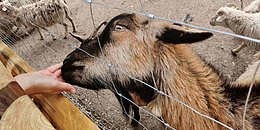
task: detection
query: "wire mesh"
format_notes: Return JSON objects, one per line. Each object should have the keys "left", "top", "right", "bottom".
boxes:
{"left": 0, "top": 0, "right": 259, "bottom": 129}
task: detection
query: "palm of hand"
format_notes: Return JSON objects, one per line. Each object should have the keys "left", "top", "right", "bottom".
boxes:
{"left": 15, "top": 63, "right": 75, "bottom": 95}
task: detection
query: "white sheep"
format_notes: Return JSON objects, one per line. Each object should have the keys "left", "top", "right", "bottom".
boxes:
{"left": 2, "top": 0, "right": 38, "bottom": 6}
{"left": 0, "top": 17, "right": 28, "bottom": 40}
{"left": 244, "top": 0, "right": 260, "bottom": 13}
{"left": 0, "top": 0, "right": 76, "bottom": 40}
{"left": 210, "top": 5, "right": 260, "bottom": 55}
{"left": 236, "top": 60, "right": 260, "bottom": 85}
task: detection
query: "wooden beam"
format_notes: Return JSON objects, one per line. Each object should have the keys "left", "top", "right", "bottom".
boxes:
{"left": 0, "top": 60, "right": 26, "bottom": 118}
{"left": 0, "top": 95, "right": 55, "bottom": 130}
{"left": 0, "top": 41, "right": 100, "bottom": 130}
{"left": 0, "top": 60, "right": 55, "bottom": 130}
{"left": 0, "top": 81, "right": 26, "bottom": 117}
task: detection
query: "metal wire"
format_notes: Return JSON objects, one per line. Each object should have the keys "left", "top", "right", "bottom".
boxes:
{"left": 63, "top": 90, "right": 149, "bottom": 129}
{"left": 88, "top": 2, "right": 151, "bottom": 129}
{"left": 242, "top": 60, "right": 260, "bottom": 130}
{"left": 0, "top": 1, "right": 228, "bottom": 129}
{"left": 1, "top": 0, "right": 259, "bottom": 129}
{"left": 82, "top": 0, "right": 236, "bottom": 129}
{"left": 90, "top": 0, "right": 260, "bottom": 44}
{"left": 62, "top": 92, "right": 110, "bottom": 129}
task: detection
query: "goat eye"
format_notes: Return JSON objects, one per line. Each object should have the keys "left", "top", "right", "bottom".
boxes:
{"left": 115, "top": 25, "right": 125, "bottom": 30}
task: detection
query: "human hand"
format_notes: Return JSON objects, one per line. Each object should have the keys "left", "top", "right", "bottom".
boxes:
{"left": 15, "top": 63, "right": 76, "bottom": 95}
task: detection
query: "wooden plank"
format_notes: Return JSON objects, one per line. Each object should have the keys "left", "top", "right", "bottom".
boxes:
{"left": 0, "top": 61, "right": 26, "bottom": 118}
{"left": 0, "top": 41, "right": 100, "bottom": 130}
{"left": 0, "top": 57, "right": 16, "bottom": 89}
{"left": 0, "top": 60, "right": 55, "bottom": 130}
{"left": 0, "top": 95, "right": 55, "bottom": 130}
{"left": 0, "top": 42, "right": 32, "bottom": 76}
{"left": 0, "top": 81, "right": 26, "bottom": 118}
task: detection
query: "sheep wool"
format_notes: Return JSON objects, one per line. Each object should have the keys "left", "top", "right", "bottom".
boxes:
{"left": 0, "top": 0, "right": 76, "bottom": 40}
{"left": 210, "top": 6, "right": 260, "bottom": 54}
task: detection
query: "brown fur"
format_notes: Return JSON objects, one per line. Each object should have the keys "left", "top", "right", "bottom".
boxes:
{"left": 149, "top": 44, "right": 246, "bottom": 129}
{"left": 61, "top": 13, "right": 260, "bottom": 129}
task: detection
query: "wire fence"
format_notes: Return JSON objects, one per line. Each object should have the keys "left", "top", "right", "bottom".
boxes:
{"left": 0, "top": 0, "right": 259, "bottom": 129}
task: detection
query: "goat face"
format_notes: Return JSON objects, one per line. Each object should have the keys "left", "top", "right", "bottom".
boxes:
{"left": 61, "top": 13, "right": 213, "bottom": 102}
{"left": 62, "top": 13, "right": 147, "bottom": 90}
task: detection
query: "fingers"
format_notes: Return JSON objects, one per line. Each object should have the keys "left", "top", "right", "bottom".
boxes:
{"left": 47, "top": 63, "right": 63, "bottom": 73}
{"left": 35, "top": 82, "right": 76, "bottom": 94}
{"left": 57, "top": 75, "right": 65, "bottom": 82}
{"left": 37, "top": 63, "right": 63, "bottom": 77}
{"left": 55, "top": 82, "right": 76, "bottom": 94}
{"left": 18, "top": 72, "right": 76, "bottom": 95}
{"left": 53, "top": 69, "right": 62, "bottom": 78}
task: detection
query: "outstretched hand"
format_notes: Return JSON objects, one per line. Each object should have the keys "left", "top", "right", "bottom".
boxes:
{"left": 15, "top": 63, "right": 76, "bottom": 95}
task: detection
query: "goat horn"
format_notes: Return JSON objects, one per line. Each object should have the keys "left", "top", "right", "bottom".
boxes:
{"left": 70, "top": 21, "right": 107, "bottom": 42}
{"left": 69, "top": 32, "right": 86, "bottom": 42}
{"left": 89, "top": 21, "right": 107, "bottom": 39}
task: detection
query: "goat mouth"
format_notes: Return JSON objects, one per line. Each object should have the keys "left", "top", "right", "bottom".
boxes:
{"left": 210, "top": 21, "right": 216, "bottom": 26}
{"left": 210, "top": 16, "right": 218, "bottom": 26}
{"left": 61, "top": 67, "right": 84, "bottom": 85}
{"left": 61, "top": 64, "right": 85, "bottom": 84}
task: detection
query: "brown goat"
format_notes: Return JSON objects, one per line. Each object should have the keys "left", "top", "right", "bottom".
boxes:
{"left": 61, "top": 13, "right": 260, "bottom": 129}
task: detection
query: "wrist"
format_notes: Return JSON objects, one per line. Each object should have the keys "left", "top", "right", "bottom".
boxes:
{"left": 14, "top": 73, "right": 32, "bottom": 93}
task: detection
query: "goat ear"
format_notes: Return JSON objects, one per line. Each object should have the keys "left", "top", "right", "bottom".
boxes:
{"left": 227, "top": 3, "right": 238, "bottom": 9}
{"left": 157, "top": 25, "right": 213, "bottom": 44}
{"left": 69, "top": 32, "right": 86, "bottom": 42}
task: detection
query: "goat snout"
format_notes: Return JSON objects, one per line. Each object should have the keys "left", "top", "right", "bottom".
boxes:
{"left": 62, "top": 60, "right": 85, "bottom": 73}
{"left": 62, "top": 54, "right": 85, "bottom": 74}
{"left": 61, "top": 59, "right": 85, "bottom": 86}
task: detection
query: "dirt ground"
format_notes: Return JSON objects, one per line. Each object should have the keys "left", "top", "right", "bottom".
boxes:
{"left": 7, "top": 0, "right": 260, "bottom": 129}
